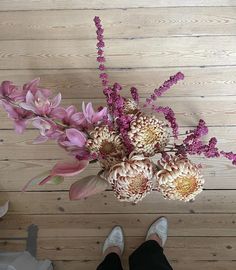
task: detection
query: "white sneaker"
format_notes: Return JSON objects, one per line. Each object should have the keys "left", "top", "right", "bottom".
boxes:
{"left": 102, "top": 226, "right": 125, "bottom": 255}
{"left": 145, "top": 217, "right": 168, "bottom": 247}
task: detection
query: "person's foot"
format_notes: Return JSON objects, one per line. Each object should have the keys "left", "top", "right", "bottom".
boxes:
{"left": 145, "top": 217, "right": 168, "bottom": 247}
{"left": 102, "top": 226, "right": 124, "bottom": 257}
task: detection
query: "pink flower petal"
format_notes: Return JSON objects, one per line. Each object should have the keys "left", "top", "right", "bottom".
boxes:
{"left": 66, "top": 128, "right": 87, "bottom": 147}
{"left": 92, "top": 107, "right": 107, "bottom": 123}
{"left": 14, "top": 120, "right": 27, "bottom": 134}
{"left": 25, "top": 90, "right": 35, "bottom": 105}
{"left": 1, "top": 101, "right": 19, "bottom": 119}
{"left": 50, "top": 107, "right": 67, "bottom": 119}
{"left": 82, "top": 102, "right": 95, "bottom": 122}
{"left": 23, "top": 78, "right": 40, "bottom": 91}
{"left": 20, "top": 102, "right": 37, "bottom": 113}
{"left": 32, "top": 118, "right": 51, "bottom": 135}
{"left": 66, "top": 105, "right": 77, "bottom": 117}
{"left": 71, "top": 112, "right": 85, "bottom": 125}
{"left": 51, "top": 93, "right": 62, "bottom": 108}
{"left": 32, "top": 117, "right": 49, "bottom": 129}
{"left": 0, "top": 81, "right": 11, "bottom": 96}
{"left": 86, "top": 102, "right": 95, "bottom": 116}
{"left": 69, "top": 174, "right": 109, "bottom": 200}
{"left": 40, "top": 88, "right": 52, "bottom": 97}
{"left": 82, "top": 101, "right": 86, "bottom": 114}
{"left": 33, "top": 135, "right": 49, "bottom": 144}
{"left": 36, "top": 90, "right": 47, "bottom": 103}
{"left": 59, "top": 140, "right": 74, "bottom": 147}
{"left": 51, "top": 159, "right": 89, "bottom": 177}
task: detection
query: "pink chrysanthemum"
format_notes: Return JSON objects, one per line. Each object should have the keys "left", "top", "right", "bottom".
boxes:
{"left": 123, "top": 98, "right": 139, "bottom": 115}
{"left": 108, "top": 155, "right": 154, "bottom": 203}
{"left": 128, "top": 113, "right": 169, "bottom": 156}
{"left": 86, "top": 125, "right": 125, "bottom": 169}
{"left": 155, "top": 155, "right": 204, "bottom": 202}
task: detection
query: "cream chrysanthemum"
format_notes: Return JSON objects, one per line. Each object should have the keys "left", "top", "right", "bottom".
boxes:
{"left": 128, "top": 114, "right": 169, "bottom": 156}
{"left": 108, "top": 154, "right": 154, "bottom": 203}
{"left": 155, "top": 155, "right": 204, "bottom": 202}
{"left": 123, "top": 98, "right": 139, "bottom": 115}
{"left": 86, "top": 126, "right": 124, "bottom": 169}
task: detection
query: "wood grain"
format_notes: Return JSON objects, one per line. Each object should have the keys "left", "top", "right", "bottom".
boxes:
{"left": 1, "top": 190, "right": 236, "bottom": 214}
{"left": 53, "top": 260, "right": 236, "bottom": 270}
{"left": 0, "top": 127, "right": 236, "bottom": 160}
{"left": 0, "top": 8, "right": 236, "bottom": 40}
{"left": 0, "top": 126, "right": 235, "bottom": 160}
{"left": 0, "top": 67, "right": 236, "bottom": 98}
{"left": 0, "top": 97, "right": 236, "bottom": 130}
{"left": 0, "top": 4, "right": 236, "bottom": 270}
{"left": 1, "top": 237, "right": 235, "bottom": 261}
{"left": 0, "top": 156, "right": 235, "bottom": 191}
{"left": 0, "top": 0, "right": 235, "bottom": 11}
{"left": 1, "top": 37, "right": 236, "bottom": 69}
{"left": 0, "top": 127, "right": 236, "bottom": 162}
{"left": 1, "top": 214, "right": 236, "bottom": 238}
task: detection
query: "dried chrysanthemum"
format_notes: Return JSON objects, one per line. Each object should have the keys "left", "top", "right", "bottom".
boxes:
{"left": 86, "top": 125, "right": 125, "bottom": 169}
{"left": 123, "top": 98, "right": 139, "bottom": 115}
{"left": 108, "top": 154, "right": 154, "bottom": 203}
{"left": 128, "top": 113, "right": 169, "bottom": 156}
{"left": 99, "top": 155, "right": 124, "bottom": 171}
{"left": 155, "top": 155, "right": 204, "bottom": 202}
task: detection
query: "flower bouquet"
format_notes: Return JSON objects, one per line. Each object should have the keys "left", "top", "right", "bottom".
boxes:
{"left": 0, "top": 17, "right": 235, "bottom": 203}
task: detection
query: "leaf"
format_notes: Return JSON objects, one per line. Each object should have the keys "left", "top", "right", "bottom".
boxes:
{"left": 0, "top": 201, "right": 9, "bottom": 218}
{"left": 51, "top": 160, "right": 89, "bottom": 177}
{"left": 69, "top": 174, "right": 109, "bottom": 200}
{"left": 22, "top": 170, "right": 51, "bottom": 191}
{"left": 46, "top": 175, "right": 64, "bottom": 185}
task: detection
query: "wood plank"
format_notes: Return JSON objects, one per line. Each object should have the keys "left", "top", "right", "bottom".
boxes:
{"left": 0, "top": 126, "right": 235, "bottom": 160}
{"left": 0, "top": 97, "right": 236, "bottom": 130}
{"left": 1, "top": 214, "right": 236, "bottom": 238}
{"left": 0, "top": 237, "right": 235, "bottom": 261}
{"left": 0, "top": 66, "right": 236, "bottom": 98}
{"left": 0, "top": 37, "right": 236, "bottom": 69}
{"left": 1, "top": 8, "right": 236, "bottom": 40}
{"left": 0, "top": 0, "right": 235, "bottom": 11}
{"left": 1, "top": 190, "right": 236, "bottom": 214}
{"left": 0, "top": 155, "right": 235, "bottom": 191}
{"left": 53, "top": 260, "right": 236, "bottom": 270}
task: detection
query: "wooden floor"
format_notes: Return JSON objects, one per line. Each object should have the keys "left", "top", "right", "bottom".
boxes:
{"left": 0, "top": 1, "right": 236, "bottom": 269}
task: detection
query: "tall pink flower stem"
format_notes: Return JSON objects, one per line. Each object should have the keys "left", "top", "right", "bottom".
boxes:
{"left": 94, "top": 16, "right": 110, "bottom": 92}
{"left": 143, "top": 72, "right": 184, "bottom": 139}
{"left": 144, "top": 72, "right": 184, "bottom": 106}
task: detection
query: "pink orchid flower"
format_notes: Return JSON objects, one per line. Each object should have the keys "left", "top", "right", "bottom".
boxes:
{"left": 82, "top": 102, "right": 107, "bottom": 125}
{"left": 0, "top": 78, "right": 51, "bottom": 103}
{"left": 20, "top": 90, "right": 61, "bottom": 116}
{"left": 23, "top": 78, "right": 52, "bottom": 97}
{"left": 51, "top": 105, "right": 85, "bottom": 127}
{"left": 0, "top": 100, "right": 32, "bottom": 133}
{"left": 0, "top": 81, "right": 26, "bottom": 102}
{"left": 59, "top": 128, "right": 87, "bottom": 148}
{"left": 32, "top": 117, "right": 63, "bottom": 143}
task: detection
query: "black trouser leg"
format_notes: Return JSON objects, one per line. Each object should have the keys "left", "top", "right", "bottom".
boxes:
{"left": 97, "top": 253, "right": 123, "bottom": 270}
{"left": 129, "top": 240, "right": 173, "bottom": 270}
